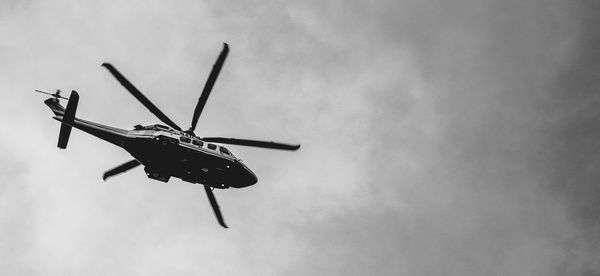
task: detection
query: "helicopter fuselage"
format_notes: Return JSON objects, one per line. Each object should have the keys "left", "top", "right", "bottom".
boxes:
{"left": 46, "top": 99, "right": 257, "bottom": 189}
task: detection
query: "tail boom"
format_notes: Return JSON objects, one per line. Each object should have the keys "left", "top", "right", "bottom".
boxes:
{"left": 46, "top": 91, "right": 128, "bottom": 149}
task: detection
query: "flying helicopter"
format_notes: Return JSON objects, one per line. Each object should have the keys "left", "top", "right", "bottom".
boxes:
{"left": 38, "top": 43, "right": 300, "bottom": 228}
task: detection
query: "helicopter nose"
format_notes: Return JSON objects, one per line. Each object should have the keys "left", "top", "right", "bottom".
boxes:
{"left": 235, "top": 162, "right": 257, "bottom": 187}
{"left": 243, "top": 167, "right": 258, "bottom": 186}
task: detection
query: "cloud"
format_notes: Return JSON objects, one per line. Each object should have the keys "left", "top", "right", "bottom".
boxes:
{"left": 265, "top": 0, "right": 599, "bottom": 275}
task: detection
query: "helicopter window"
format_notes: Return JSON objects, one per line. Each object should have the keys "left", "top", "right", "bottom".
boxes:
{"left": 219, "top": 147, "right": 230, "bottom": 155}
{"left": 207, "top": 143, "right": 217, "bottom": 150}
{"left": 180, "top": 137, "right": 191, "bottom": 143}
{"left": 192, "top": 140, "right": 203, "bottom": 147}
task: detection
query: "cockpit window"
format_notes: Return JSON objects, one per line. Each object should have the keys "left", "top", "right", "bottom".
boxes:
{"left": 155, "top": 124, "right": 169, "bottom": 130}
{"left": 219, "top": 147, "right": 230, "bottom": 155}
{"left": 192, "top": 140, "right": 203, "bottom": 147}
{"left": 180, "top": 137, "right": 191, "bottom": 143}
{"left": 207, "top": 143, "right": 217, "bottom": 150}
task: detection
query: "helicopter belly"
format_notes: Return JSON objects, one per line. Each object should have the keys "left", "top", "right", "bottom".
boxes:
{"left": 122, "top": 135, "right": 256, "bottom": 188}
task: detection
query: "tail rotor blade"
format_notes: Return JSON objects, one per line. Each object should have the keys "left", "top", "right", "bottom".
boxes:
{"left": 204, "top": 185, "right": 228, "bottom": 228}
{"left": 35, "top": 90, "right": 54, "bottom": 96}
{"left": 102, "top": 63, "right": 182, "bottom": 131}
{"left": 35, "top": 89, "right": 69, "bottom": 100}
{"left": 103, "top": 159, "right": 141, "bottom": 181}
{"left": 188, "top": 43, "right": 229, "bottom": 133}
{"left": 201, "top": 137, "right": 300, "bottom": 151}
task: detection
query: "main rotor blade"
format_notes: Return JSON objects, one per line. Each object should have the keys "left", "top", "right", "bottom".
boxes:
{"left": 201, "top": 137, "right": 301, "bottom": 151}
{"left": 102, "top": 159, "right": 141, "bottom": 181}
{"left": 204, "top": 185, "right": 228, "bottom": 228}
{"left": 102, "top": 63, "right": 182, "bottom": 131}
{"left": 188, "top": 43, "right": 229, "bottom": 133}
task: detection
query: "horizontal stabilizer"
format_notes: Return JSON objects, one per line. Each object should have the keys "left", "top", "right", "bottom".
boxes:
{"left": 57, "top": 91, "right": 79, "bottom": 149}
{"left": 57, "top": 122, "right": 72, "bottom": 149}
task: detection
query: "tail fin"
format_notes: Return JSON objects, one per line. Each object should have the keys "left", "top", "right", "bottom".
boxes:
{"left": 57, "top": 91, "right": 79, "bottom": 149}
{"left": 44, "top": 98, "right": 65, "bottom": 116}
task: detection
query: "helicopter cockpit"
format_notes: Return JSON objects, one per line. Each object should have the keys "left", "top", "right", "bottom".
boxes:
{"left": 177, "top": 135, "right": 236, "bottom": 158}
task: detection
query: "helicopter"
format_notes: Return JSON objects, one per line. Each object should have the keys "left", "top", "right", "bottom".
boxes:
{"left": 38, "top": 43, "right": 300, "bottom": 228}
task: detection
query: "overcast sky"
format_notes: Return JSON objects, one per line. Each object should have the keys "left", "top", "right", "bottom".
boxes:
{"left": 1, "top": 0, "right": 600, "bottom": 275}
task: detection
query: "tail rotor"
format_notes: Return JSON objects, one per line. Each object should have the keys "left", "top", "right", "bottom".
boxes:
{"left": 35, "top": 89, "right": 69, "bottom": 100}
